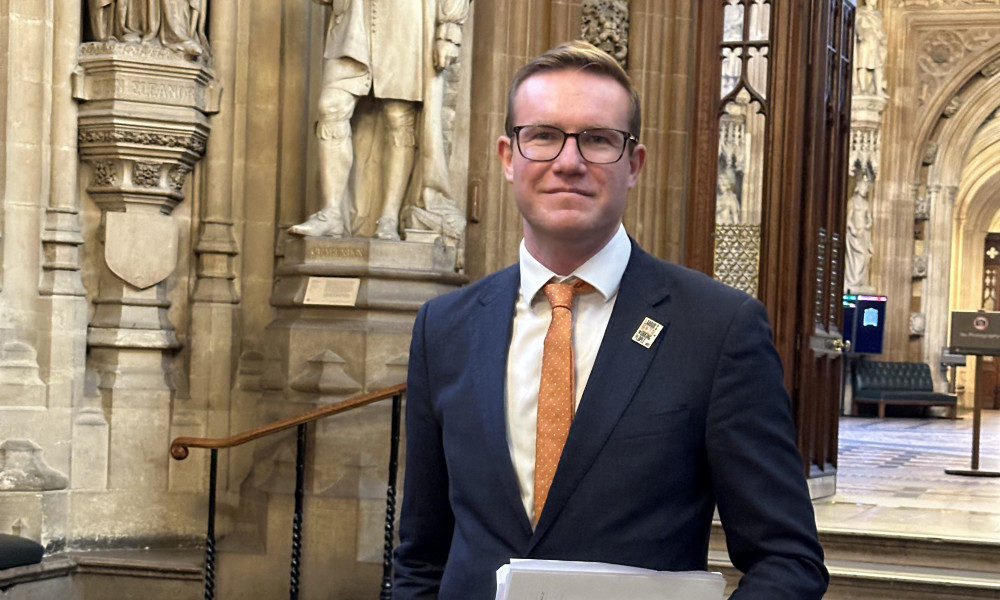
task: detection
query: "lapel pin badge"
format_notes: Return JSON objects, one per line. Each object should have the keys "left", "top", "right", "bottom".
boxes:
{"left": 632, "top": 317, "right": 663, "bottom": 348}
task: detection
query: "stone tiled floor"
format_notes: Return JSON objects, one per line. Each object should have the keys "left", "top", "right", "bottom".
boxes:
{"left": 814, "top": 409, "right": 1000, "bottom": 541}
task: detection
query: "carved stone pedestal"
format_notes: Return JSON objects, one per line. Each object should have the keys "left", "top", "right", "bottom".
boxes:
{"left": 268, "top": 236, "right": 464, "bottom": 408}
{"left": 225, "top": 236, "right": 464, "bottom": 596}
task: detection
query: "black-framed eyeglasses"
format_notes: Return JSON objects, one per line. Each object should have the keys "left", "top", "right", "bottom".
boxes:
{"left": 511, "top": 125, "right": 638, "bottom": 164}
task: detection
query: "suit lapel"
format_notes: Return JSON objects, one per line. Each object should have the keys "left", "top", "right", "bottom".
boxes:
{"left": 471, "top": 266, "right": 535, "bottom": 535}
{"left": 529, "top": 244, "right": 673, "bottom": 545}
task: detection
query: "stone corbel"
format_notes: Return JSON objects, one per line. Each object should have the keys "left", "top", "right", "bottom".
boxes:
{"left": 290, "top": 350, "right": 363, "bottom": 397}
{"left": 368, "top": 354, "right": 409, "bottom": 390}
{"left": 981, "top": 56, "right": 1000, "bottom": 78}
{"left": 913, "top": 254, "right": 929, "bottom": 279}
{"left": 0, "top": 440, "right": 68, "bottom": 492}
{"left": 915, "top": 187, "right": 933, "bottom": 222}
{"left": 922, "top": 141, "right": 939, "bottom": 166}
{"left": 0, "top": 340, "right": 45, "bottom": 408}
{"left": 73, "top": 41, "right": 218, "bottom": 350}
{"left": 851, "top": 95, "right": 888, "bottom": 126}
{"left": 942, "top": 94, "right": 963, "bottom": 118}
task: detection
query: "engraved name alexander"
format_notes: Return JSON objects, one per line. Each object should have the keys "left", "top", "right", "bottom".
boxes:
{"left": 91, "top": 76, "right": 201, "bottom": 105}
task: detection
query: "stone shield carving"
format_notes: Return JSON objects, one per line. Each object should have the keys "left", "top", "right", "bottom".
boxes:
{"left": 105, "top": 211, "right": 178, "bottom": 289}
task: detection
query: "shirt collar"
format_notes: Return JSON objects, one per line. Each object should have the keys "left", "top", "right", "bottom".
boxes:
{"left": 519, "top": 224, "right": 631, "bottom": 305}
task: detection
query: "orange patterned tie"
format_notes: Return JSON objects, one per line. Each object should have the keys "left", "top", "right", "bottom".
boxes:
{"left": 533, "top": 279, "right": 593, "bottom": 523}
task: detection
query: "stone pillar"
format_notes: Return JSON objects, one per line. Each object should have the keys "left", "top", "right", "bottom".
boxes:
{"left": 70, "top": 37, "right": 218, "bottom": 542}
{"left": 0, "top": 0, "right": 76, "bottom": 549}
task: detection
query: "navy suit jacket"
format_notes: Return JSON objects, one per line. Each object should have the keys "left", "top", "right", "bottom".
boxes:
{"left": 394, "top": 241, "right": 828, "bottom": 599}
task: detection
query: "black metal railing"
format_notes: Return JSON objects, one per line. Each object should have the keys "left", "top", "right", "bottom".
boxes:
{"left": 170, "top": 383, "right": 406, "bottom": 600}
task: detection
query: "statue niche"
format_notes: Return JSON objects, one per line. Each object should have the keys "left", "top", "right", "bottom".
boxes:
{"left": 289, "top": 0, "right": 471, "bottom": 265}
{"left": 853, "top": 0, "right": 887, "bottom": 97}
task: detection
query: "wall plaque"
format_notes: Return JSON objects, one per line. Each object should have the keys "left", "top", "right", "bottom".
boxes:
{"left": 303, "top": 277, "right": 361, "bottom": 306}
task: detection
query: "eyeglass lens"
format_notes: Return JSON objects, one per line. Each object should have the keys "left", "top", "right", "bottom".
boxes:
{"left": 516, "top": 125, "right": 628, "bottom": 164}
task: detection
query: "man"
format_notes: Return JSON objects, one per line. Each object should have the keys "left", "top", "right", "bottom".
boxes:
{"left": 394, "top": 41, "right": 828, "bottom": 599}
{"left": 289, "top": 0, "right": 469, "bottom": 240}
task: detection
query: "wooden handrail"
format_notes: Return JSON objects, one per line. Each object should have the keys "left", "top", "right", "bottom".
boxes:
{"left": 170, "top": 383, "right": 407, "bottom": 460}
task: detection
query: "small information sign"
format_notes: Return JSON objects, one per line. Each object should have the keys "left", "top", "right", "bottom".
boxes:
{"left": 303, "top": 277, "right": 361, "bottom": 306}
{"left": 950, "top": 310, "right": 1000, "bottom": 356}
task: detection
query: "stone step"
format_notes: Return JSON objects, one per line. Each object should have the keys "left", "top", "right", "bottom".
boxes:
{"left": 0, "top": 549, "right": 204, "bottom": 600}
{"left": 710, "top": 523, "right": 1000, "bottom": 599}
{"left": 712, "top": 522, "right": 1000, "bottom": 572}
{"left": 708, "top": 550, "right": 1000, "bottom": 599}
{"left": 818, "top": 528, "right": 1000, "bottom": 573}
{"left": 822, "top": 557, "right": 1000, "bottom": 600}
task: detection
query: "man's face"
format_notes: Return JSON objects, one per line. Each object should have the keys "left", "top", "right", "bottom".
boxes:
{"left": 498, "top": 69, "right": 646, "bottom": 257}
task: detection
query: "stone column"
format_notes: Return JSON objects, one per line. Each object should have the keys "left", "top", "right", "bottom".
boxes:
{"left": 0, "top": 0, "right": 74, "bottom": 548}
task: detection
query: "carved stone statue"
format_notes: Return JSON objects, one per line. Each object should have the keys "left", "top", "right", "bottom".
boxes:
{"left": 854, "top": 0, "right": 887, "bottom": 97}
{"left": 157, "top": 0, "right": 209, "bottom": 57}
{"left": 844, "top": 173, "right": 874, "bottom": 291}
{"left": 715, "top": 169, "right": 741, "bottom": 225}
{"left": 289, "top": 0, "right": 470, "bottom": 241}
{"left": 87, "top": 0, "right": 209, "bottom": 57}
{"left": 88, "top": 0, "right": 115, "bottom": 41}
{"left": 581, "top": 0, "right": 630, "bottom": 66}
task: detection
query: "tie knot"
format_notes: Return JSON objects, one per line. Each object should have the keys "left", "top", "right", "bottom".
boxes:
{"left": 542, "top": 280, "right": 593, "bottom": 310}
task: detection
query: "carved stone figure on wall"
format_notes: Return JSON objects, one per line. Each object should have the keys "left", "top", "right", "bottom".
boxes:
{"left": 289, "top": 0, "right": 470, "bottom": 241}
{"left": 715, "top": 169, "right": 741, "bottom": 225}
{"left": 87, "top": 0, "right": 209, "bottom": 57}
{"left": 854, "top": 0, "right": 887, "bottom": 96}
{"left": 157, "top": 0, "right": 209, "bottom": 56}
{"left": 88, "top": 0, "right": 116, "bottom": 41}
{"left": 581, "top": 0, "right": 630, "bottom": 66}
{"left": 845, "top": 173, "right": 874, "bottom": 291}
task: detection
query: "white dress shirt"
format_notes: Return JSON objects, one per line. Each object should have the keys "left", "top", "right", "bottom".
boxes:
{"left": 505, "top": 224, "right": 631, "bottom": 522}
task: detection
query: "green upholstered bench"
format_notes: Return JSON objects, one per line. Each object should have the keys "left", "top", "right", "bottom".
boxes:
{"left": 851, "top": 361, "right": 958, "bottom": 418}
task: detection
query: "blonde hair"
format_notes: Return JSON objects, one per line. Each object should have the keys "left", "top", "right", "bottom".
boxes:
{"left": 504, "top": 40, "right": 641, "bottom": 138}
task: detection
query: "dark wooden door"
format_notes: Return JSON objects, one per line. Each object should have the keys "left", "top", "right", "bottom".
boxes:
{"left": 686, "top": 0, "right": 855, "bottom": 494}
{"left": 792, "top": 0, "right": 855, "bottom": 492}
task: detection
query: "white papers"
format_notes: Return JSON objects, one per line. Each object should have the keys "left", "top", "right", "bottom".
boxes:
{"left": 495, "top": 559, "right": 726, "bottom": 600}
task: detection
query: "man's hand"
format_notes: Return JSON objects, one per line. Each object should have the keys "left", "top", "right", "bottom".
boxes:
{"left": 433, "top": 39, "right": 460, "bottom": 71}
